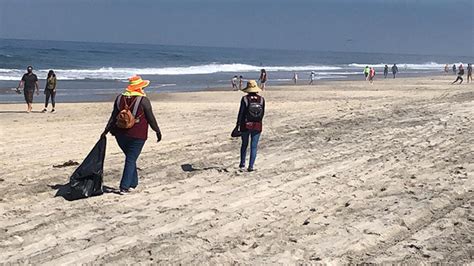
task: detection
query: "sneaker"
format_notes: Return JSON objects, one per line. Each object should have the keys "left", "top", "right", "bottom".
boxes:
{"left": 247, "top": 168, "right": 255, "bottom": 172}
{"left": 41, "top": 108, "right": 47, "bottom": 113}
{"left": 239, "top": 165, "right": 246, "bottom": 171}
{"left": 51, "top": 109, "right": 55, "bottom": 113}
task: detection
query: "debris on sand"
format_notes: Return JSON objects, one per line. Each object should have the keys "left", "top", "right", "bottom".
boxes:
{"left": 53, "top": 160, "right": 79, "bottom": 168}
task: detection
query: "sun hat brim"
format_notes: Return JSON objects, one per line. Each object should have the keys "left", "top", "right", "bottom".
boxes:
{"left": 127, "top": 79, "right": 150, "bottom": 91}
{"left": 241, "top": 86, "right": 262, "bottom": 93}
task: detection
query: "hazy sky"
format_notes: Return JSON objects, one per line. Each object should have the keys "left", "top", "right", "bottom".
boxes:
{"left": 0, "top": 0, "right": 473, "bottom": 56}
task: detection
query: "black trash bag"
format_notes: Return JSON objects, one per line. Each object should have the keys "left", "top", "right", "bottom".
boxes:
{"left": 68, "top": 137, "right": 106, "bottom": 200}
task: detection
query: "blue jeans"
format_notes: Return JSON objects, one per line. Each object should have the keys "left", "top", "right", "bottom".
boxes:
{"left": 240, "top": 131, "right": 261, "bottom": 169}
{"left": 115, "top": 135, "right": 146, "bottom": 190}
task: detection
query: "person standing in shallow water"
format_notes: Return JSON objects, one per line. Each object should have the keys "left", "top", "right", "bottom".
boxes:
{"left": 309, "top": 71, "right": 316, "bottom": 85}
{"left": 238, "top": 75, "right": 244, "bottom": 90}
{"left": 369, "top": 67, "right": 376, "bottom": 84}
{"left": 16, "top": 66, "right": 39, "bottom": 113}
{"left": 391, "top": 64, "right": 399, "bottom": 79}
{"left": 467, "top": 64, "right": 472, "bottom": 83}
{"left": 101, "top": 75, "right": 162, "bottom": 194}
{"left": 384, "top": 65, "right": 389, "bottom": 78}
{"left": 42, "top": 70, "right": 57, "bottom": 113}
{"left": 237, "top": 80, "right": 265, "bottom": 172}
{"left": 363, "top": 66, "right": 370, "bottom": 80}
{"left": 259, "top": 69, "right": 267, "bottom": 90}
{"left": 231, "top": 75, "right": 238, "bottom": 90}
{"left": 293, "top": 72, "right": 298, "bottom": 84}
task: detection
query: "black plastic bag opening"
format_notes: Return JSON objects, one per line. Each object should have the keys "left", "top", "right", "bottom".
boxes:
{"left": 68, "top": 137, "right": 106, "bottom": 200}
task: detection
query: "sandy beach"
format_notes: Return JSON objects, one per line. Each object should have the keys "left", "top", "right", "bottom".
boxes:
{"left": 0, "top": 76, "right": 472, "bottom": 263}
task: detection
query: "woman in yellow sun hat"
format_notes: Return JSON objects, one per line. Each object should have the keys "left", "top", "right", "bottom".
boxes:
{"left": 101, "top": 75, "right": 162, "bottom": 194}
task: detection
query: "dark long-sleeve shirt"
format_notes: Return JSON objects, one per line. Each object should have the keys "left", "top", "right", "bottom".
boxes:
{"left": 237, "top": 93, "right": 265, "bottom": 132}
{"left": 105, "top": 95, "right": 160, "bottom": 139}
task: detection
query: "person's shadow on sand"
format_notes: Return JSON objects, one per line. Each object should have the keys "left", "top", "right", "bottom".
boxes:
{"left": 0, "top": 111, "right": 43, "bottom": 114}
{"left": 49, "top": 184, "right": 118, "bottom": 201}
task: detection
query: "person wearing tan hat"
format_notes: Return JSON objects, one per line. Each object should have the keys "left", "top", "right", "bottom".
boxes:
{"left": 101, "top": 75, "right": 162, "bottom": 194}
{"left": 236, "top": 80, "right": 265, "bottom": 172}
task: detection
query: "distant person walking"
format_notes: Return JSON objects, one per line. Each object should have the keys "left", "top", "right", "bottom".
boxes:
{"left": 42, "top": 70, "right": 57, "bottom": 113}
{"left": 309, "top": 71, "right": 316, "bottom": 85}
{"left": 101, "top": 75, "right": 162, "bottom": 194}
{"left": 452, "top": 64, "right": 456, "bottom": 74}
{"left": 391, "top": 64, "right": 399, "bottom": 79}
{"left": 444, "top": 64, "right": 449, "bottom": 73}
{"left": 236, "top": 80, "right": 265, "bottom": 172}
{"left": 231, "top": 75, "right": 238, "bottom": 90}
{"left": 467, "top": 64, "right": 472, "bottom": 83}
{"left": 363, "top": 66, "right": 370, "bottom": 80}
{"left": 451, "top": 65, "right": 464, "bottom": 84}
{"left": 369, "top": 67, "right": 376, "bottom": 84}
{"left": 384, "top": 65, "right": 389, "bottom": 78}
{"left": 258, "top": 69, "right": 267, "bottom": 90}
{"left": 293, "top": 73, "right": 298, "bottom": 84}
{"left": 239, "top": 75, "right": 244, "bottom": 90}
{"left": 16, "top": 66, "right": 39, "bottom": 113}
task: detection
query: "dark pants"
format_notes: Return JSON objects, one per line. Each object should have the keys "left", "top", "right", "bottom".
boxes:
{"left": 115, "top": 135, "right": 146, "bottom": 190}
{"left": 240, "top": 130, "right": 261, "bottom": 169}
{"left": 452, "top": 76, "right": 463, "bottom": 84}
{"left": 45, "top": 89, "right": 56, "bottom": 108}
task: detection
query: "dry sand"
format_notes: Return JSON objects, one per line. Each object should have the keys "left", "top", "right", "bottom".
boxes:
{"left": 0, "top": 76, "right": 473, "bottom": 264}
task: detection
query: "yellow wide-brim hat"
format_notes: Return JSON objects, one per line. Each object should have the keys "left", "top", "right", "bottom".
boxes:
{"left": 241, "top": 80, "right": 262, "bottom": 93}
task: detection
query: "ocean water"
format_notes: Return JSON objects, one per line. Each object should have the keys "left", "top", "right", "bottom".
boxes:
{"left": 1, "top": 38, "right": 472, "bottom": 103}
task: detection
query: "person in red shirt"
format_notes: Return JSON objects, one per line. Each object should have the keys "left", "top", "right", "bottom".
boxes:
{"left": 369, "top": 67, "right": 376, "bottom": 84}
{"left": 102, "top": 75, "right": 162, "bottom": 194}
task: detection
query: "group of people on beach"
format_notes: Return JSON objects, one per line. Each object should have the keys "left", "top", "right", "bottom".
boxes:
{"left": 449, "top": 63, "right": 472, "bottom": 84}
{"left": 15, "top": 66, "right": 57, "bottom": 113}
{"left": 363, "top": 64, "right": 399, "bottom": 83}
{"left": 100, "top": 75, "right": 265, "bottom": 194}
{"left": 232, "top": 69, "right": 268, "bottom": 91}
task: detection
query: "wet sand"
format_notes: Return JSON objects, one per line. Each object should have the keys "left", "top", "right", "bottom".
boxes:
{"left": 0, "top": 76, "right": 472, "bottom": 263}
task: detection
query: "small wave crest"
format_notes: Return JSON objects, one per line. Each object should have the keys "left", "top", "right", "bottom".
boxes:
{"left": 0, "top": 63, "right": 341, "bottom": 80}
{"left": 0, "top": 62, "right": 452, "bottom": 81}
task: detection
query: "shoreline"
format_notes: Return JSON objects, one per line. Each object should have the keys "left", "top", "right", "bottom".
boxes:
{"left": 0, "top": 73, "right": 460, "bottom": 105}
